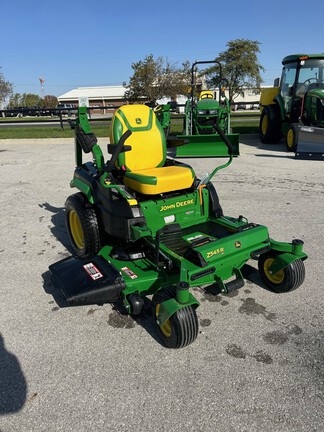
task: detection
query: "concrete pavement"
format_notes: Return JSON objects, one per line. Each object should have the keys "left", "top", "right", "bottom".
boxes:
{"left": 0, "top": 136, "right": 323, "bottom": 432}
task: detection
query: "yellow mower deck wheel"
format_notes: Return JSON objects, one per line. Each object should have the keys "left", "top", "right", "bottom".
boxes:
{"left": 155, "top": 303, "right": 172, "bottom": 337}
{"left": 262, "top": 257, "right": 285, "bottom": 284}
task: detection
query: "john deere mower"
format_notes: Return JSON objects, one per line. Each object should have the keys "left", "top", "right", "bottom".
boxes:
{"left": 49, "top": 104, "right": 307, "bottom": 349}
{"left": 260, "top": 53, "right": 324, "bottom": 159}
{"left": 156, "top": 61, "right": 239, "bottom": 158}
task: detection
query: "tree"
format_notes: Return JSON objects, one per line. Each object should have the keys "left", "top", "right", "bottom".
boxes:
{"left": 203, "top": 39, "right": 264, "bottom": 103}
{"left": 24, "top": 93, "right": 43, "bottom": 107}
{"left": 124, "top": 54, "right": 191, "bottom": 103}
{"left": 0, "top": 68, "right": 13, "bottom": 107}
{"left": 43, "top": 95, "right": 58, "bottom": 108}
{"left": 8, "top": 93, "right": 23, "bottom": 108}
{"left": 8, "top": 93, "right": 43, "bottom": 107}
{"left": 8, "top": 93, "right": 58, "bottom": 108}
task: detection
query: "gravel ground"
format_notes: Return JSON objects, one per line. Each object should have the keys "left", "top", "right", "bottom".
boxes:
{"left": 0, "top": 136, "right": 323, "bottom": 432}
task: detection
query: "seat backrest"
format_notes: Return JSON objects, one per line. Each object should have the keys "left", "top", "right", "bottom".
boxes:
{"left": 110, "top": 104, "right": 167, "bottom": 171}
{"left": 199, "top": 90, "right": 214, "bottom": 100}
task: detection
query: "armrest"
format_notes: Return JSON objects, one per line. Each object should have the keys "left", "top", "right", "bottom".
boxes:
{"left": 107, "top": 144, "right": 132, "bottom": 154}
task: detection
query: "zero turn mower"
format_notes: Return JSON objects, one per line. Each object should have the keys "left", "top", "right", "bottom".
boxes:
{"left": 49, "top": 105, "right": 307, "bottom": 348}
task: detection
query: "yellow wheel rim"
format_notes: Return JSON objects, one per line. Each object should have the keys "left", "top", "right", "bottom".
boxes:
{"left": 261, "top": 114, "right": 269, "bottom": 135}
{"left": 155, "top": 304, "right": 172, "bottom": 338}
{"left": 287, "top": 128, "right": 294, "bottom": 149}
{"left": 263, "top": 258, "right": 285, "bottom": 284}
{"left": 69, "top": 210, "right": 84, "bottom": 249}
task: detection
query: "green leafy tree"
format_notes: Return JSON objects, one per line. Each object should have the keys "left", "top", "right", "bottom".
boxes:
{"left": 8, "top": 93, "right": 23, "bottom": 108}
{"left": 8, "top": 93, "right": 43, "bottom": 108}
{"left": 124, "top": 54, "right": 191, "bottom": 103}
{"left": 165, "top": 60, "right": 191, "bottom": 99}
{"left": 203, "top": 39, "right": 264, "bottom": 103}
{"left": 24, "top": 93, "right": 43, "bottom": 107}
{"left": 0, "top": 68, "right": 13, "bottom": 107}
{"left": 43, "top": 95, "right": 58, "bottom": 108}
{"left": 9, "top": 93, "right": 58, "bottom": 108}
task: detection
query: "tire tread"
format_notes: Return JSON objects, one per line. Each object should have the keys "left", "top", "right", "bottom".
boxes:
{"left": 65, "top": 193, "right": 102, "bottom": 258}
{"left": 152, "top": 288, "right": 198, "bottom": 349}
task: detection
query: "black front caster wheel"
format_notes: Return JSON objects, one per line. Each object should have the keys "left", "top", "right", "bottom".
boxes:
{"left": 152, "top": 288, "right": 198, "bottom": 349}
{"left": 258, "top": 251, "right": 305, "bottom": 293}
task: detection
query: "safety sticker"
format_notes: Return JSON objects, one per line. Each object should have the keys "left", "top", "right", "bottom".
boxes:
{"left": 83, "top": 263, "right": 103, "bottom": 280}
{"left": 121, "top": 266, "right": 138, "bottom": 279}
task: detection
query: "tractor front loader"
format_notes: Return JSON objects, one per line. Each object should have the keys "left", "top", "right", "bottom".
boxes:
{"left": 156, "top": 61, "right": 239, "bottom": 158}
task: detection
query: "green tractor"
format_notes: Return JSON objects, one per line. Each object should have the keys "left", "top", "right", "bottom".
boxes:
{"left": 260, "top": 53, "right": 324, "bottom": 159}
{"left": 156, "top": 60, "right": 239, "bottom": 158}
{"left": 49, "top": 104, "right": 307, "bottom": 349}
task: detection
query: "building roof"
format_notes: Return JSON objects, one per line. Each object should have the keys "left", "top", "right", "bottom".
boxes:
{"left": 58, "top": 86, "right": 126, "bottom": 101}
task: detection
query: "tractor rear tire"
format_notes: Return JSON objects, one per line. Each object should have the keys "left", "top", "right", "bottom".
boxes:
{"left": 258, "top": 251, "right": 306, "bottom": 293}
{"left": 152, "top": 287, "right": 199, "bottom": 349}
{"left": 65, "top": 193, "right": 102, "bottom": 259}
{"left": 259, "top": 105, "right": 281, "bottom": 144}
{"left": 286, "top": 124, "right": 298, "bottom": 152}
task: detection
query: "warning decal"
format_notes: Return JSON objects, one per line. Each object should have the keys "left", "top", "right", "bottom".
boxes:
{"left": 83, "top": 263, "right": 104, "bottom": 280}
{"left": 121, "top": 266, "right": 138, "bottom": 279}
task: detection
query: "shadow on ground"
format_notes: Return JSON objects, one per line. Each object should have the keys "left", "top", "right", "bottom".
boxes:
{"left": 39, "top": 202, "right": 73, "bottom": 253}
{"left": 240, "top": 134, "right": 294, "bottom": 158}
{"left": 0, "top": 334, "right": 27, "bottom": 415}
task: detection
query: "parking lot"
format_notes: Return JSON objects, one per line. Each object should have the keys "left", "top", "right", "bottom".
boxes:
{"left": 0, "top": 135, "right": 323, "bottom": 432}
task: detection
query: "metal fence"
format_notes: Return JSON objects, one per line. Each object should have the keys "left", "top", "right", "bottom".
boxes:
{"left": 0, "top": 106, "right": 112, "bottom": 130}
{"left": 0, "top": 101, "right": 260, "bottom": 130}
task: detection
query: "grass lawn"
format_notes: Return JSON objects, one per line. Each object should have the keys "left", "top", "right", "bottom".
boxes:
{"left": 0, "top": 115, "right": 259, "bottom": 139}
{"left": 0, "top": 122, "right": 111, "bottom": 139}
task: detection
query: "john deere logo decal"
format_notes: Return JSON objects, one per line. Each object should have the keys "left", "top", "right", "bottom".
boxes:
{"left": 136, "top": 118, "right": 142, "bottom": 124}
{"left": 235, "top": 241, "right": 242, "bottom": 249}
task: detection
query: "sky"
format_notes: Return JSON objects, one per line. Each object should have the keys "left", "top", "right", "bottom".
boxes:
{"left": 1, "top": 0, "right": 323, "bottom": 98}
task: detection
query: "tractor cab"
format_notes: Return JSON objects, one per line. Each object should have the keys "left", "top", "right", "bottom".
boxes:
{"left": 260, "top": 53, "right": 324, "bottom": 157}
{"left": 279, "top": 55, "right": 324, "bottom": 123}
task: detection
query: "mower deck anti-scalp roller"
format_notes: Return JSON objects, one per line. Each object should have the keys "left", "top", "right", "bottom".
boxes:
{"left": 49, "top": 104, "right": 308, "bottom": 349}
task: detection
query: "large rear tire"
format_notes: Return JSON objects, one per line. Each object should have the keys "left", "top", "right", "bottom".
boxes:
{"left": 65, "top": 193, "right": 102, "bottom": 258}
{"left": 152, "top": 287, "right": 199, "bottom": 349}
{"left": 259, "top": 105, "right": 281, "bottom": 144}
{"left": 258, "top": 251, "right": 305, "bottom": 293}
